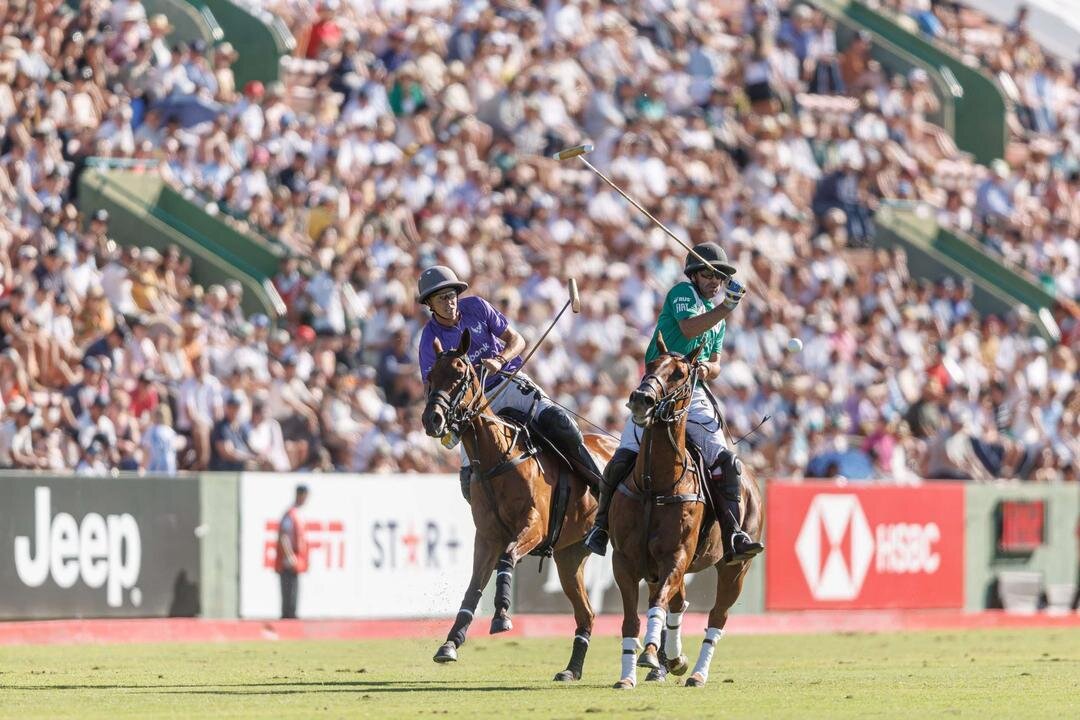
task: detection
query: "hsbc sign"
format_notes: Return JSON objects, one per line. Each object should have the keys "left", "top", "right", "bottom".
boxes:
{"left": 795, "top": 494, "right": 874, "bottom": 601}
{"left": 768, "top": 483, "right": 964, "bottom": 610}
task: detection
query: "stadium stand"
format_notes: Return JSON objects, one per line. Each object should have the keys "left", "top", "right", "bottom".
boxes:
{"left": 0, "top": 0, "right": 1074, "bottom": 482}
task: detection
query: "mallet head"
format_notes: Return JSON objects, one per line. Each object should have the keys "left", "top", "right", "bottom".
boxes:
{"left": 568, "top": 278, "right": 581, "bottom": 313}
{"left": 552, "top": 144, "right": 594, "bottom": 161}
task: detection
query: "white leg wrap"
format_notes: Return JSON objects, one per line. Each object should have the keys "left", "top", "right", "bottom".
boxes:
{"left": 691, "top": 627, "right": 724, "bottom": 681}
{"left": 643, "top": 607, "right": 666, "bottom": 650}
{"left": 663, "top": 603, "right": 687, "bottom": 659}
{"left": 620, "top": 637, "right": 638, "bottom": 684}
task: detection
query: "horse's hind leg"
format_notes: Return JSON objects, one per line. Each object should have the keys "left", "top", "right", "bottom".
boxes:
{"left": 612, "top": 550, "right": 641, "bottom": 689}
{"left": 686, "top": 562, "right": 750, "bottom": 687}
{"left": 433, "top": 534, "right": 500, "bottom": 663}
{"left": 551, "top": 542, "right": 595, "bottom": 682}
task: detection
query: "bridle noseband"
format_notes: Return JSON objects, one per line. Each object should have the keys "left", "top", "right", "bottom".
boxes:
{"left": 426, "top": 353, "right": 489, "bottom": 438}
{"left": 634, "top": 359, "right": 696, "bottom": 428}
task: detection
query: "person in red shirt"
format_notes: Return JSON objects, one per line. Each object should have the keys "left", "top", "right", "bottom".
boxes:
{"left": 129, "top": 370, "right": 160, "bottom": 422}
{"left": 275, "top": 484, "right": 309, "bottom": 619}
{"left": 304, "top": 1, "right": 342, "bottom": 60}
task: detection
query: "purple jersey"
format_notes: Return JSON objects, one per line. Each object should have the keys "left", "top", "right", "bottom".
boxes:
{"left": 419, "top": 296, "right": 523, "bottom": 391}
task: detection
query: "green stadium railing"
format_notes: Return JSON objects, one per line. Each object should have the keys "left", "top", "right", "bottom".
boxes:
{"left": 142, "top": 0, "right": 224, "bottom": 50}
{"left": 810, "top": 0, "right": 1008, "bottom": 164}
{"left": 194, "top": 0, "right": 296, "bottom": 86}
{"left": 78, "top": 163, "right": 285, "bottom": 319}
{"left": 874, "top": 203, "right": 1060, "bottom": 341}
{"left": 805, "top": 0, "right": 957, "bottom": 137}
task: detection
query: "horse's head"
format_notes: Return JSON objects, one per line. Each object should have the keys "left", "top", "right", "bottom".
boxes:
{"left": 422, "top": 329, "right": 482, "bottom": 438}
{"left": 627, "top": 331, "right": 701, "bottom": 428}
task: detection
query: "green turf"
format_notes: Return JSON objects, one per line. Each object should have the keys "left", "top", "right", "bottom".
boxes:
{"left": 1, "top": 628, "right": 1078, "bottom": 719}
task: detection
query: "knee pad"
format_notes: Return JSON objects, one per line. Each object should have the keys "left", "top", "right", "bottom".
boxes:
{"left": 540, "top": 406, "right": 580, "bottom": 439}
{"left": 716, "top": 450, "right": 743, "bottom": 501}
{"left": 603, "top": 448, "right": 638, "bottom": 485}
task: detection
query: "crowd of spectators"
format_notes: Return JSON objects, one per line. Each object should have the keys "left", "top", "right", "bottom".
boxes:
{"left": 0, "top": 0, "right": 1075, "bottom": 481}
{"left": 873, "top": 0, "right": 1080, "bottom": 303}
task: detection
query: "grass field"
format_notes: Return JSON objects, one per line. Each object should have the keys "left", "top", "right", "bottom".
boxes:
{"left": 2, "top": 628, "right": 1078, "bottom": 719}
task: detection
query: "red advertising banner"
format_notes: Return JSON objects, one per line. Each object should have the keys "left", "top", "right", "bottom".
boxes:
{"left": 766, "top": 482, "right": 965, "bottom": 610}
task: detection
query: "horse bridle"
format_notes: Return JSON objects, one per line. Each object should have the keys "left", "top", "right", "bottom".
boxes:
{"left": 635, "top": 359, "right": 696, "bottom": 428}
{"left": 426, "top": 352, "right": 489, "bottom": 438}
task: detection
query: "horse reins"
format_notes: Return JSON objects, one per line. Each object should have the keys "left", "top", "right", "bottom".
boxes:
{"left": 620, "top": 358, "right": 705, "bottom": 583}
{"left": 426, "top": 354, "right": 538, "bottom": 539}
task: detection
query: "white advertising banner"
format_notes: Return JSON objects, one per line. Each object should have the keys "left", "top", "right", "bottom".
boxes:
{"left": 239, "top": 473, "right": 474, "bottom": 619}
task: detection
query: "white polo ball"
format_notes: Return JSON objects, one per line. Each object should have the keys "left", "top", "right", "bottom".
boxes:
{"left": 787, "top": 337, "right": 804, "bottom": 353}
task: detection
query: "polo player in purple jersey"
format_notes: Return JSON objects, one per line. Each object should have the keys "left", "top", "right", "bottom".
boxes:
{"left": 417, "top": 265, "right": 603, "bottom": 502}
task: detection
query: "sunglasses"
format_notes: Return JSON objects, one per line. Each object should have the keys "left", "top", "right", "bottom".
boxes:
{"left": 430, "top": 290, "right": 458, "bottom": 303}
{"left": 697, "top": 270, "right": 729, "bottom": 281}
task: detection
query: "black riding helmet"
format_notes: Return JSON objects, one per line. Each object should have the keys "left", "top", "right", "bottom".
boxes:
{"left": 684, "top": 242, "right": 737, "bottom": 278}
{"left": 417, "top": 265, "right": 468, "bottom": 304}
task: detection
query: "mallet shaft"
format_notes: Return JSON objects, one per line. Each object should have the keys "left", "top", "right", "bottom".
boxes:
{"left": 578, "top": 156, "right": 724, "bottom": 277}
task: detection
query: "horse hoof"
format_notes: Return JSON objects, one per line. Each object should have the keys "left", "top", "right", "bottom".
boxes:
{"left": 685, "top": 673, "right": 706, "bottom": 687}
{"left": 553, "top": 670, "right": 579, "bottom": 682}
{"left": 645, "top": 667, "right": 666, "bottom": 682}
{"left": 666, "top": 655, "right": 689, "bottom": 676}
{"left": 636, "top": 649, "right": 660, "bottom": 670}
{"left": 613, "top": 678, "right": 636, "bottom": 690}
{"left": 490, "top": 616, "right": 513, "bottom": 634}
{"left": 433, "top": 642, "right": 458, "bottom": 663}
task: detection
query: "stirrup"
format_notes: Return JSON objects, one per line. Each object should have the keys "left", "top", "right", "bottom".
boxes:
{"left": 723, "top": 532, "right": 764, "bottom": 566}
{"left": 583, "top": 525, "right": 608, "bottom": 556}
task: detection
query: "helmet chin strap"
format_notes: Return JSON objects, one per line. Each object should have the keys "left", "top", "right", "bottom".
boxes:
{"left": 428, "top": 301, "right": 460, "bottom": 326}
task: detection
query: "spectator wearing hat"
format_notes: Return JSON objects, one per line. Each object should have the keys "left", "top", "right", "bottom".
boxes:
{"left": 212, "top": 42, "right": 239, "bottom": 102}
{"left": 75, "top": 439, "right": 110, "bottom": 477}
{"left": 209, "top": 390, "right": 260, "bottom": 471}
{"left": 75, "top": 394, "right": 118, "bottom": 456}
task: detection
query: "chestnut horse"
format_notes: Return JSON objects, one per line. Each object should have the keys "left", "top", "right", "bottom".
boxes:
{"left": 609, "top": 335, "right": 764, "bottom": 688}
{"left": 421, "top": 329, "right": 616, "bottom": 681}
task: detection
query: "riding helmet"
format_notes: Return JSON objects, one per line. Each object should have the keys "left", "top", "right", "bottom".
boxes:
{"left": 417, "top": 265, "right": 469, "bottom": 304}
{"left": 684, "top": 242, "right": 737, "bottom": 278}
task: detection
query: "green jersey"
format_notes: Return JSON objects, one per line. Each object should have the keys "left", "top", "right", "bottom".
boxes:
{"left": 645, "top": 281, "right": 725, "bottom": 363}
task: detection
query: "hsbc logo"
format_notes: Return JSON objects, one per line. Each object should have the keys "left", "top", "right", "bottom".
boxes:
{"left": 795, "top": 494, "right": 942, "bottom": 601}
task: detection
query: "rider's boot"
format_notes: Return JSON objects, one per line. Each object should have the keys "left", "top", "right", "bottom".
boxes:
{"left": 537, "top": 406, "right": 605, "bottom": 493}
{"left": 711, "top": 450, "right": 765, "bottom": 565}
{"left": 582, "top": 448, "right": 637, "bottom": 556}
{"left": 458, "top": 464, "right": 473, "bottom": 503}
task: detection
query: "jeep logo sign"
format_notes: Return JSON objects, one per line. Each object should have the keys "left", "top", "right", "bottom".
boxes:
{"left": 0, "top": 476, "right": 199, "bottom": 620}
{"left": 14, "top": 487, "right": 142, "bottom": 607}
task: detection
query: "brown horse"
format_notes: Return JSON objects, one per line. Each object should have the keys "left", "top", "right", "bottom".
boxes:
{"left": 608, "top": 334, "right": 764, "bottom": 688}
{"left": 421, "top": 329, "right": 616, "bottom": 681}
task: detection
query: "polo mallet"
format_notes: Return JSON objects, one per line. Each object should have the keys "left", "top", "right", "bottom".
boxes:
{"left": 479, "top": 278, "right": 581, "bottom": 413}
{"left": 553, "top": 144, "right": 742, "bottom": 285}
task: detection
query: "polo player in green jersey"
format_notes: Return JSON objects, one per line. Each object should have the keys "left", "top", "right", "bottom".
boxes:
{"left": 583, "top": 242, "right": 765, "bottom": 565}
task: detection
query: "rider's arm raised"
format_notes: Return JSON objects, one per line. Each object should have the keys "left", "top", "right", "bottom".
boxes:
{"left": 678, "top": 304, "right": 733, "bottom": 341}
